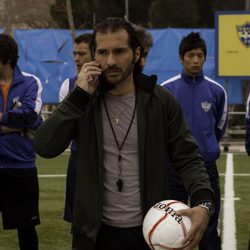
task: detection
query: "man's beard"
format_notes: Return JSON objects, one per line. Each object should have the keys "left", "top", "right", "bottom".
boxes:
{"left": 103, "top": 61, "right": 135, "bottom": 86}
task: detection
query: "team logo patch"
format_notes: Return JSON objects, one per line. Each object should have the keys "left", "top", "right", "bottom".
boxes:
{"left": 12, "top": 97, "right": 22, "bottom": 109}
{"left": 236, "top": 22, "right": 250, "bottom": 48}
{"left": 201, "top": 101, "right": 211, "bottom": 112}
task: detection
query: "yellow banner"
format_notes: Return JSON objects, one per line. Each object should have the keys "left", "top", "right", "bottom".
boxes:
{"left": 217, "top": 13, "right": 250, "bottom": 77}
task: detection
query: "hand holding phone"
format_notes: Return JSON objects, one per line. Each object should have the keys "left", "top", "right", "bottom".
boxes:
{"left": 76, "top": 61, "right": 102, "bottom": 95}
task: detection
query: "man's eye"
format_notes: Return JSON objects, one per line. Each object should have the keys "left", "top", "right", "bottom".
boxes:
{"left": 74, "top": 52, "right": 86, "bottom": 56}
{"left": 115, "top": 49, "right": 126, "bottom": 54}
{"left": 97, "top": 50, "right": 107, "bottom": 55}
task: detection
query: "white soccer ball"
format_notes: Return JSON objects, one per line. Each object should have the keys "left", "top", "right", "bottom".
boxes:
{"left": 143, "top": 200, "right": 192, "bottom": 249}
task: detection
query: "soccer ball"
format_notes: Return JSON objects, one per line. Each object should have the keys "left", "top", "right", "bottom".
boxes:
{"left": 142, "top": 200, "right": 192, "bottom": 249}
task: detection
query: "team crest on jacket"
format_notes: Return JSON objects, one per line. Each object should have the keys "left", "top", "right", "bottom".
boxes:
{"left": 236, "top": 22, "right": 250, "bottom": 48}
{"left": 12, "top": 97, "right": 22, "bottom": 109}
{"left": 201, "top": 101, "right": 211, "bottom": 112}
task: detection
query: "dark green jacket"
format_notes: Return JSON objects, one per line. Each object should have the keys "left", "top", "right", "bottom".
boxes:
{"left": 34, "top": 73, "right": 213, "bottom": 242}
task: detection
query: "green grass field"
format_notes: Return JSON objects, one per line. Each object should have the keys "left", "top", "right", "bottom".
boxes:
{"left": 0, "top": 152, "right": 249, "bottom": 250}
{"left": 0, "top": 153, "right": 72, "bottom": 250}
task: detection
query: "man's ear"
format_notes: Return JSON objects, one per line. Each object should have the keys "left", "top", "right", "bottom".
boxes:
{"left": 179, "top": 54, "right": 184, "bottom": 65}
{"left": 135, "top": 47, "right": 141, "bottom": 63}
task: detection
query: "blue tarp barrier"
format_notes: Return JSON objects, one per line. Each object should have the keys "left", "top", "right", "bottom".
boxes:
{"left": 13, "top": 28, "right": 245, "bottom": 104}
{"left": 14, "top": 29, "right": 77, "bottom": 103}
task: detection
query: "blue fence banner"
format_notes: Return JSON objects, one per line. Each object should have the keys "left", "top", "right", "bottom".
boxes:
{"left": 12, "top": 28, "right": 245, "bottom": 104}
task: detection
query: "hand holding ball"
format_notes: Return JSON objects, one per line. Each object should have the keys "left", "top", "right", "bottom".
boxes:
{"left": 143, "top": 200, "right": 192, "bottom": 249}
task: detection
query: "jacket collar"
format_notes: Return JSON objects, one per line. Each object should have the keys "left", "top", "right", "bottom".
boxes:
{"left": 181, "top": 70, "right": 204, "bottom": 85}
{"left": 134, "top": 72, "right": 157, "bottom": 94}
{"left": 98, "top": 72, "right": 158, "bottom": 96}
{"left": 11, "top": 66, "right": 26, "bottom": 85}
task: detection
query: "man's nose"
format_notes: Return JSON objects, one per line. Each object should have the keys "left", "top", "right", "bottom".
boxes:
{"left": 107, "top": 53, "right": 116, "bottom": 66}
{"left": 192, "top": 56, "right": 199, "bottom": 63}
{"left": 74, "top": 54, "right": 80, "bottom": 61}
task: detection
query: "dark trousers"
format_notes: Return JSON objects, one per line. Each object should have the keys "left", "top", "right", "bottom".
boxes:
{"left": 72, "top": 224, "right": 150, "bottom": 250}
{"left": 170, "top": 163, "right": 221, "bottom": 250}
{"left": 64, "top": 151, "right": 77, "bottom": 222}
{"left": 18, "top": 226, "right": 38, "bottom": 250}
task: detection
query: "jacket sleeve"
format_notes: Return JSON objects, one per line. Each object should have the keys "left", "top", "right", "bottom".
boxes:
{"left": 59, "top": 78, "right": 70, "bottom": 102}
{"left": 34, "top": 87, "right": 92, "bottom": 158}
{"left": 160, "top": 88, "right": 214, "bottom": 205}
{"left": 1, "top": 76, "right": 43, "bottom": 129}
{"left": 215, "top": 87, "right": 228, "bottom": 141}
{"left": 246, "top": 93, "right": 250, "bottom": 155}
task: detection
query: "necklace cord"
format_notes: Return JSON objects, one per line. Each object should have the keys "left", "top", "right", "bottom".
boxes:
{"left": 103, "top": 92, "right": 137, "bottom": 192}
{"left": 108, "top": 94, "right": 135, "bottom": 125}
{"left": 103, "top": 93, "right": 137, "bottom": 151}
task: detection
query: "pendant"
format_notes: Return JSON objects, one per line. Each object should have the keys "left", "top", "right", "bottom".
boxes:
{"left": 115, "top": 115, "right": 119, "bottom": 125}
{"left": 116, "top": 178, "right": 123, "bottom": 192}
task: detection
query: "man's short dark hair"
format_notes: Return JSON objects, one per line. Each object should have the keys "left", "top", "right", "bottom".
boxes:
{"left": 179, "top": 32, "right": 207, "bottom": 59}
{"left": 133, "top": 24, "right": 153, "bottom": 58}
{"left": 90, "top": 17, "right": 143, "bottom": 73}
{"left": 74, "top": 33, "right": 92, "bottom": 45}
{"left": 0, "top": 34, "right": 19, "bottom": 68}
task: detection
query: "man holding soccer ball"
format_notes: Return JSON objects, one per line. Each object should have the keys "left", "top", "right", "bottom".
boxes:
{"left": 34, "top": 17, "right": 215, "bottom": 250}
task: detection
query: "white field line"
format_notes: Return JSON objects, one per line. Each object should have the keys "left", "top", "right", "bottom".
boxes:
{"left": 222, "top": 153, "right": 237, "bottom": 250}
{"left": 37, "top": 173, "right": 250, "bottom": 178}
{"left": 38, "top": 174, "right": 66, "bottom": 178}
{"left": 219, "top": 173, "right": 250, "bottom": 176}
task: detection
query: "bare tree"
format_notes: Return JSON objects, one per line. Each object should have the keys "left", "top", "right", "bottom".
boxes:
{"left": 66, "top": 0, "right": 76, "bottom": 40}
{"left": 50, "top": 0, "right": 93, "bottom": 29}
{"left": 4, "top": 0, "right": 13, "bottom": 34}
{"left": 0, "top": 0, "right": 57, "bottom": 29}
